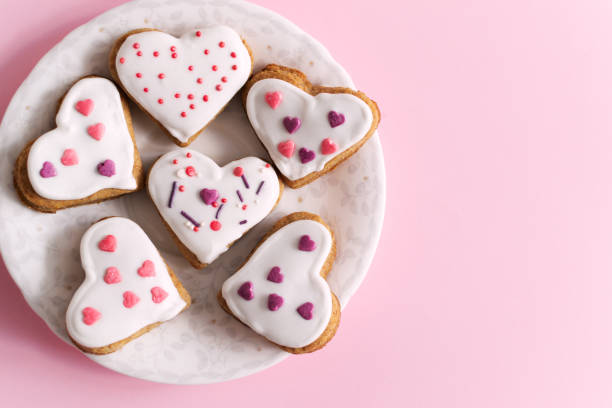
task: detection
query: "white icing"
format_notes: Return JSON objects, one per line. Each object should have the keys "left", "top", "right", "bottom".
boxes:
{"left": 148, "top": 149, "right": 281, "bottom": 265}
{"left": 27, "top": 77, "right": 137, "bottom": 200}
{"left": 115, "top": 26, "right": 252, "bottom": 144}
{"left": 245, "top": 78, "right": 374, "bottom": 181}
{"left": 221, "top": 219, "right": 333, "bottom": 348}
{"left": 66, "top": 217, "right": 187, "bottom": 349}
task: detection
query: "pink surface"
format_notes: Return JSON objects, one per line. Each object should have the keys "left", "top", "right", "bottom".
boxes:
{"left": 2, "top": 0, "right": 612, "bottom": 406}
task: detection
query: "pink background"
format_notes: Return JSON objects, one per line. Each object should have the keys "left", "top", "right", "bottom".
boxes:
{"left": 2, "top": 0, "right": 612, "bottom": 406}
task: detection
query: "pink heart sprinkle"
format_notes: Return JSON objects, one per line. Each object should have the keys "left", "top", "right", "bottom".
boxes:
{"left": 297, "top": 302, "right": 314, "bottom": 320}
{"left": 151, "top": 286, "right": 168, "bottom": 304}
{"left": 87, "top": 123, "right": 105, "bottom": 140}
{"left": 268, "top": 293, "right": 284, "bottom": 311}
{"left": 75, "top": 99, "right": 94, "bottom": 116}
{"left": 327, "top": 111, "right": 345, "bottom": 128}
{"left": 265, "top": 91, "right": 282, "bottom": 109}
{"left": 60, "top": 149, "right": 79, "bottom": 166}
{"left": 39, "top": 161, "right": 56, "bottom": 178}
{"left": 82, "top": 307, "right": 101, "bottom": 325}
{"left": 267, "top": 266, "right": 284, "bottom": 283}
{"left": 103, "top": 267, "right": 121, "bottom": 284}
{"left": 98, "top": 235, "right": 117, "bottom": 252}
{"left": 123, "top": 291, "right": 140, "bottom": 308}
{"left": 277, "top": 140, "right": 295, "bottom": 158}
{"left": 238, "top": 281, "right": 254, "bottom": 300}
{"left": 137, "top": 260, "right": 155, "bottom": 277}
{"left": 283, "top": 116, "right": 301, "bottom": 134}
{"left": 320, "top": 138, "right": 338, "bottom": 155}
{"left": 298, "top": 234, "right": 316, "bottom": 251}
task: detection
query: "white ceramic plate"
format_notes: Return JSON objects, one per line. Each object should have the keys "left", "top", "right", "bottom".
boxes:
{"left": 0, "top": 0, "right": 385, "bottom": 384}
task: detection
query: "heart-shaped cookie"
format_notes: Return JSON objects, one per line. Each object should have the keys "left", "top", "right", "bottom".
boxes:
{"left": 14, "top": 77, "right": 142, "bottom": 212}
{"left": 147, "top": 149, "right": 283, "bottom": 269}
{"left": 66, "top": 217, "right": 191, "bottom": 355}
{"left": 220, "top": 212, "right": 340, "bottom": 353}
{"left": 111, "top": 26, "right": 253, "bottom": 146}
{"left": 244, "top": 64, "right": 380, "bottom": 188}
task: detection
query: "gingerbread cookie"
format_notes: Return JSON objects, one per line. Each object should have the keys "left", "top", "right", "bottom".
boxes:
{"left": 110, "top": 26, "right": 253, "bottom": 146}
{"left": 13, "top": 76, "right": 143, "bottom": 213}
{"left": 147, "top": 149, "right": 283, "bottom": 269}
{"left": 243, "top": 64, "right": 380, "bottom": 188}
{"left": 66, "top": 217, "right": 191, "bottom": 355}
{"left": 219, "top": 212, "right": 340, "bottom": 354}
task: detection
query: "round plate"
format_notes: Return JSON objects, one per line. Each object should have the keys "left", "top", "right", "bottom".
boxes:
{"left": 0, "top": 0, "right": 385, "bottom": 384}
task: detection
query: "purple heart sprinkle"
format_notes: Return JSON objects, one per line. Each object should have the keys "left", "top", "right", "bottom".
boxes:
{"left": 328, "top": 111, "right": 346, "bottom": 128}
{"left": 97, "top": 159, "right": 116, "bottom": 177}
{"left": 200, "top": 188, "right": 219, "bottom": 205}
{"left": 297, "top": 302, "right": 314, "bottom": 320}
{"left": 298, "top": 235, "right": 316, "bottom": 251}
{"left": 283, "top": 116, "right": 301, "bottom": 134}
{"left": 267, "top": 293, "right": 284, "bottom": 311}
{"left": 39, "top": 161, "right": 57, "bottom": 178}
{"left": 266, "top": 266, "right": 284, "bottom": 283}
{"left": 298, "top": 147, "right": 316, "bottom": 164}
{"left": 237, "top": 281, "right": 254, "bottom": 301}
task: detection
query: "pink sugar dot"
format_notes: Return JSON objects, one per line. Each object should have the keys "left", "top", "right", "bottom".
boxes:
{"left": 189, "top": 104, "right": 195, "bottom": 109}
{"left": 210, "top": 220, "right": 221, "bottom": 231}
{"left": 133, "top": 42, "right": 140, "bottom": 49}
{"left": 136, "top": 72, "right": 142, "bottom": 78}
{"left": 216, "top": 84, "right": 222, "bottom": 91}
{"left": 143, "top": 87, "right": 149, "bottom": 92}
{"left": 158, "top": 98, "right": 164, "bottom": 104}
{"left": 170, "top": 46, "right": 176, "bottom": 51}
{"left": 230, "top": 52, "right": 236, "bottom": 58}
{"left": 173, "top": 159, "right": 178, "bottom": 164}
{"left": 175, "top": 93, "right": 181, "bottom": 98}
{"left": 187, "top": 94, "right": 194, "bottom": 100}
{"left": 197, "top": 78, "right": 203, "bottom": 84}
{"left": 232, "top": 65, "right": 237, "bottom": 70}
{"left": 158, "top": 73, "right": 165, "bottom": 79}
{"left": 181, "top": 112, "right": 187, "bottom": 117}
{"left": 179, "top": 185, "right": 185, "bottom": 192}
{"left": 153, "top": 51, "right": 159, "bottom": 57}
{"left": 186, "top": 152, "right": 192, "bottom": 158}
{"left": 137, "top": 51, "right": 143, "bottom": 56}
{"left": 221, "top": 76, "right": 227, "bottom": 83}
{"left": 188, "top": 65, "right": 194, "bottom": 71}
{"left": 196, "top": 30, "right": 202, "bottom": 37}
{"left": 203, "top": 95, "right": 209, "bottom": 102}
{"left": 119, "top": 57, "right": 125, "bottom": 64}
{"left": 219, "top": 41, "right": 225, "bottom": 48}
{"left": 172, "top": 53, "right": 177, "bottom": 58}
{"left": 212, "top": 65, "right": 218, "bottom": 71}
{"left": 204, "top": 49, "right": 209, "bottom": 55}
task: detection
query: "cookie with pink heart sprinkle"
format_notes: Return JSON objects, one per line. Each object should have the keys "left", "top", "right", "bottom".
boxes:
{"left": 13, "top": 76, "right": 144, "bottom": 213}
{"left": 66, "top": 217, "right": 191, "bottom": 355}
{"left": 243, "top": 64, "right": 380, "bottom": 188}
{"left": 219, "top": 212, "right": 341, "bottom": 354}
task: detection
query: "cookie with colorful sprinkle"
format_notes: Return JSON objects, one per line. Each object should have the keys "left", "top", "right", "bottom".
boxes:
{"left": 147, "top": 149, "right": 283, "bottom": 269}
{"left": 110, "top": 26, "right": 253, "bottom": 146}
{"left": 13, "top": 76, "right": 144, "bottom": 213}
{"left": 218, "top": 212, "right": 340, "bottom": 354}
{"left": 66, "top": 217, "right": 191, "bottom": 355}
{"left": 243, "top": 64, "right": 381, "bottom": 188}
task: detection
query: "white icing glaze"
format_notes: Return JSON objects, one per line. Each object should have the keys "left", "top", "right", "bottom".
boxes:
{"left": 221, "top": 219, "right": 333, "bottom": 348}
{"left": 245, "top": 78, "right": 374, "bottom": 181}
{"left": 147, "top": 149, "right": 281, "bottom": 266}
{"left": 115, "top": 26, "right": 252, "bottom": 144}
{"left": 66, "top": 217, "right": 187, "bottom": 349}
{"left": 27, "top": 77, "right": 137, "bottom": 200}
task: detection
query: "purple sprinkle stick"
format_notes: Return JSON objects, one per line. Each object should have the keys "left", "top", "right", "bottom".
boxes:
{"left": 168, "top": 181, "right": 177, "bottom": 208}
{"left": 238, "top": 281, "right": 254, "bottom": 300}
{"left": 236, "top": 190, "right": 244, "bottom": 202}
{"left": 215, "top": 204, "right": 224, "bottom": 219}
{"left": 327, "top": 111, "right": 346, "bottom": 128}
{"left": 97, "top": 159, "right": 116, "bottom": 177}
{"left": 298, "top": 235, "right": 316, "bottom": 251}
{"left": 298, "top": 148, "right": 316, "bottom": 164}
{"left": 297, "top": 302, "right": 314, "bottom": 320}
{"left": 241, "top": 174, "right": 250, "bottom": 189}
{"left": 180, "top": 210, "right": 200, "bottom": 227}
{"left": 256, "top": 180, "right": 265, "bottom": 195}
{"left": 267, "top": 293, "right": 284, "bottom": 311}
{"left": 267, "top": 266, "right": 284, "bottom": 283}
{"left": 239, "top": 220, "right": 248, "bottom": 225}
{"left": 200, "top": 188, "right": 219, "bottom": 205}
{"left": 283, "top": 116, "right": 301, "bottom": 134}
{"left": 39, "top": 161, "right": 57, "bottom": 178}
